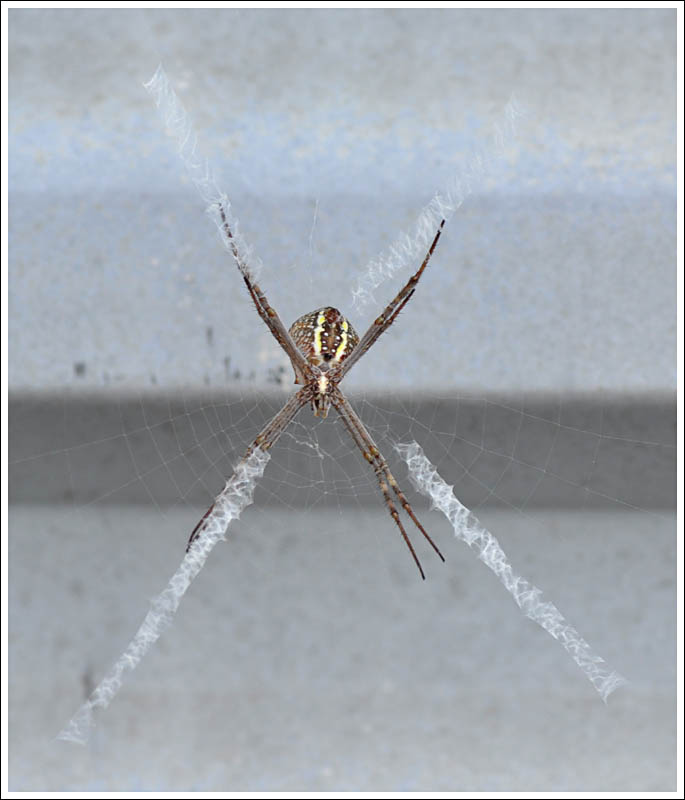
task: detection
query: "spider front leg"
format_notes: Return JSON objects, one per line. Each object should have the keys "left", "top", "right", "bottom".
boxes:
{"left": 214, "top": 203, "right": 313, "bottom": 385}
{"left": 330, "top": 219, "right": 445, "bottom": 382}
{"left": 332, "top": 388, "right": 445, "bottom": 579}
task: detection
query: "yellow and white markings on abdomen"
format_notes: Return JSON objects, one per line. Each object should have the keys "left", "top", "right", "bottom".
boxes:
{"left": 312, "top": 312, "right": 327, "bottom": 358}
{"left": 334, "top": 319, "right": 349, "bottom": 361}
{"left": 288, "top": 306, "right": 360, "bottom": 374}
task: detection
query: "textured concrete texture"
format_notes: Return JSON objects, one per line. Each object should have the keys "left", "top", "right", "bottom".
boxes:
{"left": 8, "top": 505, "right": 676, "bottom": 791}
{"left": 8, "top": 8, "right": 676, "bottom": 393}
{"left": 7, "top": 8, "right": 678, "bottom": 793}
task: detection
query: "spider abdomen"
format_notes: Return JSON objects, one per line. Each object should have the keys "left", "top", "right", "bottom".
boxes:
{"left": 288, "top": 307, "right": 360, "bottom": 378}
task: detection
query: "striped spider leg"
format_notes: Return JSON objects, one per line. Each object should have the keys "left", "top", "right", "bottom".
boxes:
{"left": 331, "top": 387, "right": 445, "bottom": 580}
{"left": 214, "top": 203, "right": 314, "bottom": 386}
{"left": 187, "top": 385, "right": 312, "bottom": 551}
{"left": 328, "top": 220, "right": 445, "bottom": 382}
{"left": 189, "top": 202, "right": 446, "bottom": 578}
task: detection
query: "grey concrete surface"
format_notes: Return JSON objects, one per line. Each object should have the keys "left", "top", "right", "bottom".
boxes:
{"left": 7, "top": 8, "right": 678, "bottom": 793}
{"left": 9, "top": 389, "right": 676, "bottom": 509}
{"left": 8, "top": 505, "right": 676, "bottom": 791}
{"left": 8, "top": 8, "right": 676, "bottom": 393}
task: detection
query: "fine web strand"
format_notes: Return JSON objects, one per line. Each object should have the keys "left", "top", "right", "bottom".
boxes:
{"left": 351, "top": 96, "right": 523, "bottom": 311}
{"left": 57, "top": 448, "right": 270, "bottom": 745}
{"left": 395, "top": 441, "right": 627, "bottom": 702}
{"left": 143, "top": 64, "right": 261, "bottom": 281}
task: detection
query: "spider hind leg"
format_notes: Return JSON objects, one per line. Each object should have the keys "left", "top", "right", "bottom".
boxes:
{"left": 333, "top": 391, "right": 445, "bottom": 579}
{"left": 385, "top": 466, "right": 446, "bottom": 564}
{"left": 375, "top": 467, "right": 428, "bottom": 580}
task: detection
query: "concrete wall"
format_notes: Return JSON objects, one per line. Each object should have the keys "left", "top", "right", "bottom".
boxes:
{"left": 9, "top": 8, "right": 675, "bottom": 393}
{"left": 9, "top": 8, "right": 676, "bottom": 507}
{"left": 8, "top": 9, "right": 677, "bottom": 791}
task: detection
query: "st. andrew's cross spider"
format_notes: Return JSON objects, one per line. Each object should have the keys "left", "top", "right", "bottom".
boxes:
{"left": 188, "top": 207, "right": 446, "bottom": 579}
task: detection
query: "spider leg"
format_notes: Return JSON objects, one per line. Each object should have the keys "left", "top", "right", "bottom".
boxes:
{"left": 215, "top": 204, "right": 313, "bottom": 385}
{"left": 336, "top": 402, "right": 425, "bottom": 579}
{"left": 331, "top": 219, "right": 445, "bottom": 381}
{"left": 187, "top": 386, "right": 311, "bottom": 552}
{"left": 331, "top": 389, "right": 445, "bottom": 579}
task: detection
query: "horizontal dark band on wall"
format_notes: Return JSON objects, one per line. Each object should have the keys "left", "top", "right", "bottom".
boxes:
{"left": 9, "top": 389, "right": 675, "bottom": 510}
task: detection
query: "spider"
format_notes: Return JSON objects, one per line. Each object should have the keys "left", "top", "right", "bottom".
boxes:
{"left": 187, "top": 206, "right": 446, "bottom": 579}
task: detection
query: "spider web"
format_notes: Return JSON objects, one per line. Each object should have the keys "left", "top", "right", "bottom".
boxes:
{"left": 8, "top": 65, "right": 677, "bottom": 788}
